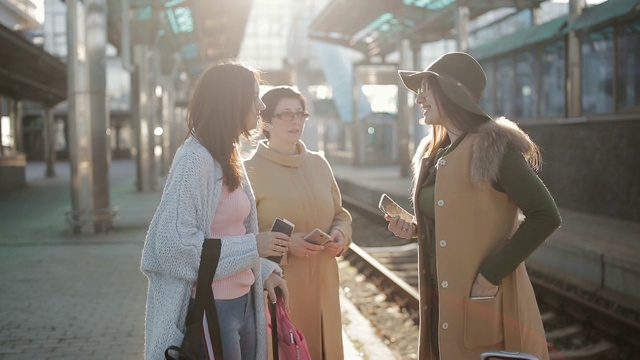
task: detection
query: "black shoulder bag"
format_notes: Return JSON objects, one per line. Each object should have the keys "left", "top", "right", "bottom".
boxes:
{"left": 165, "top": 239, "right": 224, "bottom": 360}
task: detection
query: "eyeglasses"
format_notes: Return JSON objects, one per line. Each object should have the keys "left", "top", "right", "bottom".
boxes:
{"left": 273, "top": 110, "right": 309, "bottom": 123}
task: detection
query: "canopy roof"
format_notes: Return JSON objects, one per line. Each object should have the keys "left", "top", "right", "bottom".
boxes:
{"left": 470, "top": 0, "right": 640, "bottom": 61}
{"left": 469, "top": 14, "right": 567, "bottom": 60}
{"left": 0, "top": 0, "right": 253, "bottom": 106}
{"left": 566, "top": 0, "right": 640, "bottom": 32}
{"left": 107, "top": 0, "right": 253, "bottom": 77}
{"left": 0, "top": 22, "right": 66, "bottom": 106}
{"left": 309, "top": 0, "right": 545, "bottom": 59}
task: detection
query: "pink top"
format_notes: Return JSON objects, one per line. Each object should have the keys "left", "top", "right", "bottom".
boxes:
{"left": 193, "top": 185, "right": 255, "bottom": 300}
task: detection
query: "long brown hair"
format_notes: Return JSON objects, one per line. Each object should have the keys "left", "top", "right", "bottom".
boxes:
{"left": 186, "top": 62, "right": 260, "bottom": 190}
{"left": 412, "top": 76, "right": 541, "bottom": 193}
{"left": 419, "top": 76, "right": 491, "bottom": 160}
{"left": 411, "top": 76, "right": 494, "bottom": 192}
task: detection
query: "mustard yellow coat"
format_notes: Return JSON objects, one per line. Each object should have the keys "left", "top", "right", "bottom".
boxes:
{"left": 245, "top": 140, "right": 353, "bottom": 360}
{"left": 413, "top": 119, "right": 550, "bottom": 360}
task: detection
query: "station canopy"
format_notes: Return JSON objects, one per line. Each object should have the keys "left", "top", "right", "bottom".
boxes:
{"left": 0, "top": 22, "right": 66, "bottom": 106}
{"left": 0, "top": 0, "right": 252, "bottom": 106}
{"left": 107, "top": 0, "right": 253, "bottom": 78}
{"left": 309, "top": 0, "right": 545, "bottom": 59}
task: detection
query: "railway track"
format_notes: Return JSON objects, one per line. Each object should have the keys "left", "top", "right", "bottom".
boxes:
{"left": 342, "top": 195, "right": 640, "bottom": 360}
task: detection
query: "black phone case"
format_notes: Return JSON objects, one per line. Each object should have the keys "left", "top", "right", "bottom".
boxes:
{"left": 267, "top": 219, "right": 294, "bottom": 264}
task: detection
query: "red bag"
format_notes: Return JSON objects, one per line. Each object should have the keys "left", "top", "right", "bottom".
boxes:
{"left": 269, "top": 294, "right": 312, "bottom": 360}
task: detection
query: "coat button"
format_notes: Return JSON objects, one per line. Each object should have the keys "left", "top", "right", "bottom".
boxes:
{"left": 439, "top": 240, "right": 447, "bottom": 247}
{"left": 438, "top": 158, "right": 447, "bottom": 166}
{"left": 442, "top": 322, "right": 449, "bottom": 329}
{"left": 437, "top": 199, "right": 445, "bottom": 207}
{"left": 441, "top": 281, "right": 448, "bottom": 288}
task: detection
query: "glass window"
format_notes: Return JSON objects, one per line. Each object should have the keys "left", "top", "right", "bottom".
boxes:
{"left": 540, "top": 40, "right": 565, "bottom": 117}
{"left": 480, "top": 60, "right": 495, "bottom": 116}
{"left": 495, "top": 56, "right": 515, "bottom": 117}
{"left": 617, "top": 19, "right": 640, "bottom": 111}
{"left": 581, "top": 27, "right": 614, "bottom": 114}
{"left": 515, "top": 51, "right": 537, "bottom": 119}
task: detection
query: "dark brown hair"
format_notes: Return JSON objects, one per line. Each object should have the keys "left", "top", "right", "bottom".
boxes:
{"left": 257, "top": 86, "right": 306, "bottom": 139}
{"left": 421, "top": 76, "right": 491, "bottom": 159}
{"left": 186, "top": 62, "right": 260, "bottom": 190}
{"left": 412, "top": 76, "right": 541, "bottom": 193}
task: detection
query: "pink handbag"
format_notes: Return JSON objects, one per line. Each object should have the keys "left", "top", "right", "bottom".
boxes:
{"left": 269, "top": 294, "right": 312, "bottom": 360}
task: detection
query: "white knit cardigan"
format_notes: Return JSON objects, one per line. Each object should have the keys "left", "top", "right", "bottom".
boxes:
{"left": 141, "top": 137, "right": 281, "bottom": 360}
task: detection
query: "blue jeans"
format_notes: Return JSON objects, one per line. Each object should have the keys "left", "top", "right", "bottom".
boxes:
{"left": 188, "top": 291, "right": 256, "bottom": 360}
{"left": 215, "top": 292, "right": 256, "bottom": 360}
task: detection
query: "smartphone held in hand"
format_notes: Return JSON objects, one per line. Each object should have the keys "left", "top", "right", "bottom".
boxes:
{"left": 303, "top": 228, "right": 332, "bottom": 245}
{"left": 267, "top": 218, "right": 294, "bottom": 264}
{"left": 378, "top": 193, "right": 414, "bottom": 223}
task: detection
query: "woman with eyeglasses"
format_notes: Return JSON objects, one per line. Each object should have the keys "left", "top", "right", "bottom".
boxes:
{"left": 245, "top": 86, "right": 352, "bottom": 360}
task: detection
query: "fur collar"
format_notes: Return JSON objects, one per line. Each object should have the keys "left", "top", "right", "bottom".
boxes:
{"left": 413, "top": 117, "right": 540, "bottom": 185}
{"left": 470, "top": 117, "right": 540, "bottom": 184}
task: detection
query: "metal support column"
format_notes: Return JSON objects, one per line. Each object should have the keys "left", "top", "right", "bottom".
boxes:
{"left": 66, "top": 0, "right": 95, "bottom": 234}
{"left": 351, "top": 65, "right": 362, "bottom": 166}
{"left": 531, "top": 6, "right": 542, "bottom": 26}
{"left": 456, "top": 5, "right": 469, "bottom": 52}
{"left": 0, "top": 98, "right": 4, "bottom": 154}
{"left": 43, "top": 108, "right": 56, "bottom": 177}
{"left": 88, "top": 0, "right": 114, "bottom": 232}
{"left": 133, "top": 45, "right": 156, "bottom": 191}
{"left": 567, "top": 0, "right": 585, "bottom": 118}
{"left": 150, "top": 46, "right": 161, "bottom": 184}
{"left": 7, "top": 99, "right": 17, "bottom": 153}
{"left": 160, "top": 76, "right": 170, "bottom": 174}
{"left": 66, "top": 0, "right": 116, "bottom": 234}
{"left": 13, "top": 100, "right": 23, "bottom": 152}
{"left": 397, "top": 39, "right": 412, "bottom": 177}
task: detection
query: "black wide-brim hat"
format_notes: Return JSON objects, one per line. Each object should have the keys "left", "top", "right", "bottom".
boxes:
{"left": 398, "top": 52, "right": 492, "bottom": 121}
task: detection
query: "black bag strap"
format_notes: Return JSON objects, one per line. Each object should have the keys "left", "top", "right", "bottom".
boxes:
{"left": 270, "top": 300, "right": 278, "bottom": 359}
{"left": 192, "top": 238, "right": 223, "bottom": 360}
{"left": 270, "top": 288, "right": 281, "bottom": 360}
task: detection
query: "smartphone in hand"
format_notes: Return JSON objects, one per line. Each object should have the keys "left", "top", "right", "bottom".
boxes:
{"left": 303, "top": 228, "right": 332, "bottom": 245}
{"left": 267, "top": 218, "right": 294, "bottom": 264}
{"left": 378, "top": 193, "right": 414, "bottom": 223}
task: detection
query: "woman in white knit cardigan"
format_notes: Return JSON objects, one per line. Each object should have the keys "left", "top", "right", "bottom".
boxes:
{"left": 141, "top": 62, "right": 291, "bottom": 360}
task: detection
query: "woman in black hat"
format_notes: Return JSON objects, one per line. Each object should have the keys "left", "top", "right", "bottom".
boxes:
{"left": 386, "top": 52, "right": 561, "bottom": 360}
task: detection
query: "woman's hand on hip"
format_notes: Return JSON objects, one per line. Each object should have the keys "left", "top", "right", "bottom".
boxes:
{"left": 264, "top": 272, "right": 289, "bottom": 311}
{"left": 324, "top": 229, "right": 346, "bottom": 257}
{"left": 256, "top": 232, "right": 290, "bottom": 258}
{"left": 386, "top": 215, "right": 415, "bottom": 239}
{"left": 288, "top": 232, "right": 324, "bottom": 258}
{"left": 470, "top": 273, "right": 499, "bottom": 298}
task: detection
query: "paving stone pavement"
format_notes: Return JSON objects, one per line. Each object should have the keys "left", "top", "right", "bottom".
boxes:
{"left": 0, "top": 160, "right": 157, "bottom": 360}
{"left": 0, "top": 160, "right": 384, "bottom": 360}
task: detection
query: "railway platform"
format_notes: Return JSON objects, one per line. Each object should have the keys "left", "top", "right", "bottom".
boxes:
{"left": 331, "top": 162, "right": 640, "bottom": 310}
{"left": 0, "top": 160, "right": 396, "bottom": 360}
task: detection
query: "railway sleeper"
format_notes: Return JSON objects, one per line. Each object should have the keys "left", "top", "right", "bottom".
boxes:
{"left": 541, "top": 311, "right": 557, "bottom": 323}
{"left": 545, "top": 324, "right": 583, "bottom": 341}
{"left": 372, "top": 255, "right": 418, "bottom": 265}
{"left": 549, "top": 339, "right": 616, "bottom": 360}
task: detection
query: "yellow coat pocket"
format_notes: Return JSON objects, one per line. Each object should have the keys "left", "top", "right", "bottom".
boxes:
{"left": 463, "top": 292, "right": 504, "bottom": 348}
